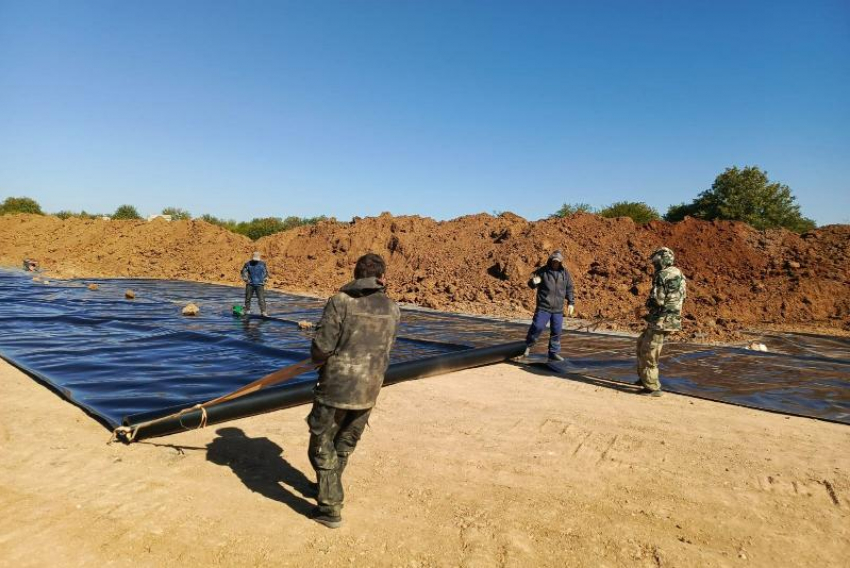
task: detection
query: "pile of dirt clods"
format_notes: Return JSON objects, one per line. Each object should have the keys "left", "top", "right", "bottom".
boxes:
{"left": 1, "top": 213, "right": 848, "bottom": 342}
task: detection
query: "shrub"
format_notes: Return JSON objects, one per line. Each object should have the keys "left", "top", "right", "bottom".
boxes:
{"left": 162, "top": 207, "right": 192, "bottom": 220}
{"left": 0, "top": 196, "right": 43, "bottom": 215}
{"left": 112, "top": 204, "right": 142, "bottom": 220}
{"left": 598, "top": 201, "right": 660, "bottom": 225}
{"left": 552, "top": 202, "right": 594, "bottom": 218}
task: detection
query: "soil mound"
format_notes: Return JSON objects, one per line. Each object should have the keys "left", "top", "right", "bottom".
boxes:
{"left": 1, "top": 212, "right": 848, "bottom": 341}
{"left": 257, "top": 213, "right": 850, "bottom": 340}
{"left": 0, "top": 214, "right": 253, "bottom": 282}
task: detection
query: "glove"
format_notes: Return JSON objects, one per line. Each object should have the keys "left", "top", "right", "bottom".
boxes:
{"left": 532, "top": 275, "right": 542, "bottom": 285}
{"left": 566, "top": 304, "right": 575, "bottom": 317}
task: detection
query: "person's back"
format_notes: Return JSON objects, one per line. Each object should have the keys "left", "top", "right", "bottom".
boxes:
{"left": 241, "top": 259, "right": 268, "bottom": 287}
{"left": 312, "top": 276, "right": 400, "bottom": 409}
{"left": 307, "top": 253, "right": 400, "bottom": 529}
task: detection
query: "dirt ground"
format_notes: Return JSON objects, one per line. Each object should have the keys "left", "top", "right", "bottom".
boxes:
{"left": 1, "top": 359, "right": 848, "bottom": 568}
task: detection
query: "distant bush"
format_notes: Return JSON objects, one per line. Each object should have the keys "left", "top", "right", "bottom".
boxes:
{"left": 162, "top": 207, "right": 192, "bottom": 220}
{"left": 55, "top": 210, "right": 108, "bottom": 220}
{"left": 665, "top": 166, "right": 816, "bottom": 232}
{"left": 598, "top": 201, "right": 660, "bottom": 225}
{"left": 0, "top": 196, "right": 43, "bottom": 215}
{"left": 112, "top": 204, "right": 142, "bottom": 220}
{"left": 199, "top": 214, "right": 326, "bottom": 240}
{"left": 552, "top": 202, "right": 594, "bottom": 218}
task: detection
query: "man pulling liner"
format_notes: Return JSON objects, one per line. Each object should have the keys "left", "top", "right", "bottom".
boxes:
{"left": 307, "top": 253, "right": 400, "bottom": 528}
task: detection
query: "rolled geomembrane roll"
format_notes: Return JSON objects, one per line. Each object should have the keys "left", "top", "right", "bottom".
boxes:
{"left": 120, "top": 341, "right": 526, "bottom": 442}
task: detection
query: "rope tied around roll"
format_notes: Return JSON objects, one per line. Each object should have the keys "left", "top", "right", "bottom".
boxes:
{"left": 109, "top": 358, "right": 318, "bottom": 444}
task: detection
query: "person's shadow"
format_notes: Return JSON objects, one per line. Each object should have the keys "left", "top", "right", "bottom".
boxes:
{"left": 206, "top": 427, "right": 315, "bottom": 518}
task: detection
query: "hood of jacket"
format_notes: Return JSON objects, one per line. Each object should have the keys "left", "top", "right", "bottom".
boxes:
{"left": 340, "top": 277, "right": 385, "bottom": 298}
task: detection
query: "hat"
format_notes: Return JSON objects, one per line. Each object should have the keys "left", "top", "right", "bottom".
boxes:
{"left": 650, "top": 247, "right": 674, "bottom": 268}
{"left": 252, "top": 251, "right": 261, "bottom": 261}
{"left": 549, "top": 250, "right": 564, "bottom": 263}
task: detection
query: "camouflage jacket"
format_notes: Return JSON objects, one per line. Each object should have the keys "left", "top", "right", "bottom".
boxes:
{"left": 645, "top": 266, "right": 687, "bottom": 332}
{"left": 311, "top": 277, "right": 400, "bottom": 410}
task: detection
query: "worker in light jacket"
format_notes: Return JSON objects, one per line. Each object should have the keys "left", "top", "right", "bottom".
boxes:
{"left": 524, "top": 250, "right": 575, "bottom": 361}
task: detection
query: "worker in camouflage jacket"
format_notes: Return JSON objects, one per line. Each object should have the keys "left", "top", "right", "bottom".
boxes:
{"left": 307, "top": 253, "right": 400, "bottom": 528}
{"left": 635, "top": 247, "right": 687, "bottom": 396}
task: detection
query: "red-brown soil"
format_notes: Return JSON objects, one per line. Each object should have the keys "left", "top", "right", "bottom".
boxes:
{"left": 1, "top": 212, "right": 848, "bottom": 341}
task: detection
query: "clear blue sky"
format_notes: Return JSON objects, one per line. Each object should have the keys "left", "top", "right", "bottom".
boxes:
{"left": 1, "top": 1, "right": 848, "bottom": 224}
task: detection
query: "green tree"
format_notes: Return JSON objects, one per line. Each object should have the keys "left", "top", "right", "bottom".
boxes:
{"left": 162, "top": 207, "right": 192, "bottom": 220}
{"left": 200, "top": 213, "right": 325, "bottom": 239}
{"left": 665, "top": 166, "right": 815, "bottom": 232}
{"left": 0, "top": 196, "right": 43, "bottom": 215}
{"left": 598, "top": 201, "right": 660, "bottom": 225}
{"left": 112, "top": 204, "right": 142, "bottom": 220}
{"left": 239, "top": 217, "right": 288, "bottom": 240}
{"left": 552, "top": 202, "right": 594, "bottom": 218}
{"left": 54, "top": 210, "right": 75, "bottom": 219}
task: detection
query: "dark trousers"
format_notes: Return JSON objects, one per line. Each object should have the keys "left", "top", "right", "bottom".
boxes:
{"left": 307, "top": 402, "right": 372, "bottom": 517}
{"left": 525, "top": 310, "right": 564, "bottom": 357}
{"left": 244, "top": 284, "right": 267, "bottom": 313}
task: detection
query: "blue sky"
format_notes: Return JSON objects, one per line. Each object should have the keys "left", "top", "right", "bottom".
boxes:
{"left": 1, "top": 1, "right": 848, "bottom": 224}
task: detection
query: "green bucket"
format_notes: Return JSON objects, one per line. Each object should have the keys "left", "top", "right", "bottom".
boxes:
{"left": 232, "top": 305, "right": 244, "bottom": 317}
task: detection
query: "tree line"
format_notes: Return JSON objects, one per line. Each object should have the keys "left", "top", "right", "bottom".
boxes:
{"left": 0, "top": 199, "right": 326, "bottom": 240}
{"left": 1, "top": 165, "right": 819, "bottom": 237}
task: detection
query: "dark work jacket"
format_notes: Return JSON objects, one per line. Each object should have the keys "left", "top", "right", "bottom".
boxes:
{"left": 528, "top": 265, "right": 575, "bottom": 313}
{"left": 241, "top": 260, "right": 268, "bottom": 287}
{"left": 311, "top": 277, "right": 401, "bottom": 410}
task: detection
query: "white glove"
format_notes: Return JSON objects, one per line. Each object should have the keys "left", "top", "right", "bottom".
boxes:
{"left": 566, "top": 305, "right": 575, "bottom": 317}
{"left": 532, "top": 275, "right": 542, "bottom": 285}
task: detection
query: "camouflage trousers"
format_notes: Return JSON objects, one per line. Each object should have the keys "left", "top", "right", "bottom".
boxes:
{"left": 307, "top": 402, "right": 371, "bottom": 517}
{"left": 636, "top": 328, "right": 668, "bottom": 392}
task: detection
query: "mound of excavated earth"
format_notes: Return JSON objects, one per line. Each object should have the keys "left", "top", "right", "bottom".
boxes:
{"left": 1, "top": 213, "right": 848, "bottom": 341}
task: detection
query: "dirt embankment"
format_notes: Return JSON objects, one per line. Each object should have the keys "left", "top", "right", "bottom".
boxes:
{"left": 1, "top": 213, "right": 848, "bottom": 340}
{"left": 0, "top": 214, "right": 254, "bottom": 282}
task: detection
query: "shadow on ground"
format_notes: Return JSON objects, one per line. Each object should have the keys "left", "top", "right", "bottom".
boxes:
{"left": 206, "top": 427, "right": 315, "bottom": 518}
{"left": 509, "top": 358, "right": 642, "bottom": 395}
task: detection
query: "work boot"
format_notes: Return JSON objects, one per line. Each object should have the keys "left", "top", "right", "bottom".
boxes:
{"left": 639, "top": 389, "right": 663, "bottom": 397}
{"left": 261, "top": 311, "right": 269, "bottom": 317}
{"left": 310, "top": 508, "right": 343, "bottom": 529}
{"left": 633, "top": 379, "right": 644, "bottom": 386}
{"left": 548, "top": 353, "right": 565, "bottom": 362}
{"left": 523, "top": 347, "right": 531, "bottom": 357}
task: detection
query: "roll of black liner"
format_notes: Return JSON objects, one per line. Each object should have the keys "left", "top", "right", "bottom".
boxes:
{"left": 122, "top": 341, "right": 526, "bottom": 441}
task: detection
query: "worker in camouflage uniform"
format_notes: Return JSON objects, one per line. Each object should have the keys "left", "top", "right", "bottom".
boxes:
{"left": 635, "top": 247, "right": 686, "bottom": 397}
{"left": 307, "top": 253, "right": 400, "bottom": 528}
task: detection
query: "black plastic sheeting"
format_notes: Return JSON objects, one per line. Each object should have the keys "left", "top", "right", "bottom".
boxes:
{"left": 1, "top": 269, "right": 849, "bottom": 426}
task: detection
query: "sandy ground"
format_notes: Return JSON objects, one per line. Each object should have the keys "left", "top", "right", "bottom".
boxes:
{"left": 1, "top": 359, "right": 848, "bottom": 568}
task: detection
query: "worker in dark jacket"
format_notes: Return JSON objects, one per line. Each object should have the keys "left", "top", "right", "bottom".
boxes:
{"left": 307, "top": 253, "right": 400, "bottom": 529}
{"left": 240, "top": 252, "right": 269, "bottom": 317}
{"left": 524, "top": 250, "right": 575, "bottom": 361}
